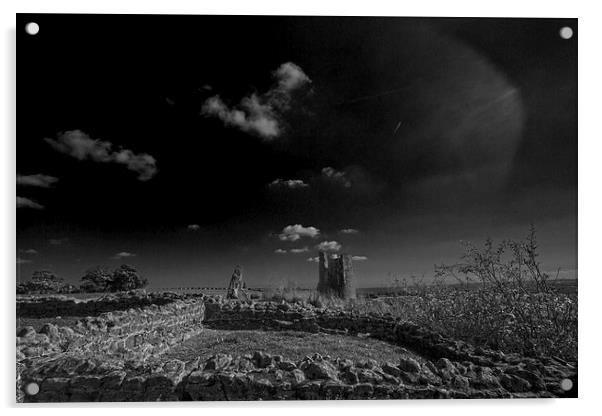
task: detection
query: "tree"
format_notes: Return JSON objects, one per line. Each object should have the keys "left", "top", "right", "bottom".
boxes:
{"left": 80, "top": 266, "right": 113, "bottom": 293}
{"left": 31, "top": 270, "right": 62, "bottom": 283}
{"left": 109, "top": 264, "right": 147, "bottom": 292}
{"left": 19, "top": 270, "right": 73, "bottom": 294}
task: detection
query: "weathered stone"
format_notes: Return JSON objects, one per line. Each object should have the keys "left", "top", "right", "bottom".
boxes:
{"left": 382, "top": 362, "right": 402, "bottom": 378}
{"left": 398, "top": 357, "right": 422, "bottom": 373}
{"left": 39, "top": 323, "right": 60, "bottom": 339}
{"left": 500, "top": 374, "right": 532, "bottom": 392}
{"left": 304, "top": 361, "right": 339, "bottom": 380}
{"left": 357, "top": 369, "right": 383, "bottom": 384}
{"left": 17, "top": 326, "right": 36, "bottom": 338}
{"left": 450, "top": 375, "right": 470, "bottom": 390}
{"left": 204, "top": 353, "right": 232, "bottom": 371}
{"left": 340, "top": 368, "right": 359, "bottom": 385}
{"left": 317, "top": 252, "right": 356, "bottom": 299}
{"left": 253, "top": 351, "right": 273, "bottom": 368}
{"left": 278, "top": 361, "right": 297, "bottom": 371}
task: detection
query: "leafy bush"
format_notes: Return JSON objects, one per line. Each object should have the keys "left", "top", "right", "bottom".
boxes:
{"left": 77, "top": 264, "right": 147, "bottom": 293}
{"left": 349, "top": 228, "right": 578, "bottom": 362}
{"left": 17, "top": 270, "right": 78, "bottom": 294}
{"left": 110, "top": 264, "right": 148, "bottom": 292}
{"left": 80, "top": 266, "right": 113, "bottom": 292}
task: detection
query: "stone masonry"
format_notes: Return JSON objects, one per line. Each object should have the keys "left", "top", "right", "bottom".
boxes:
{"left": 317, "top": 252, "right": 356, "bottom": 299}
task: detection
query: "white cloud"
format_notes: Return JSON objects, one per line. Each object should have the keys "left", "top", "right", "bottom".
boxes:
{"left": 274, "top": 248, "right": 287, "bottom": 254}
{"left": 322, "top": 167, "right": 352, "bottom": 188}
{"left": 16, "top": 257, "right": 32, "bottom": 265}
{"left": 112, "top": 252, "right": 136, "bottom": 259}
{"left": 352, "top": 255, "right": 368, "bottom": 261}
{"left": 268, "top": 179, "right": 309, "bottom": 190}
{"left": 22, "top": 249, "right": 38, "bottom": 255}
{"left": 290, "top": 247, "right": 309, "bottom": 253}
{"left": 316, "top": 241, "right": 342, "bottom": 252}
{"left": 16, "top": 197, "right": 44, "bottom": 210}
{"left": 17, "top": 174, "right": 59, "bottom": 188}
{"left": 188, "top": 224, "right": 201, "bottom": 231}
{"left": 49, "top": 238, "right": 68, "bottom": 245}
{"left": 45, "top": 130, "right": 158, "bottom": 181}
{"left": 278, "top": 224, "right": 320, "bottom": 242}
{"left": 307, "top": 256, "right": 319, "bottom": 263}
{"left": 201, "top": 62, "right": 311, "bottom": 140}
{"left": 340, "top": 228, "right": 359, "bottom": 234}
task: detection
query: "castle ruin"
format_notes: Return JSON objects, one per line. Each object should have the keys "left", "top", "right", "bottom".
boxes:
{"left": 317, "top": 251, "right": 356, "bottom": 299}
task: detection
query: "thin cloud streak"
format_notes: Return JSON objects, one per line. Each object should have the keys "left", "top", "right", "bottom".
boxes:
{"left": 45, "top": 130, "right": 158, "bottom": 181}
{"left": 17, "top": 174, "right": 59, "bottom": 188}
{"left": 16, "top": 197, "right": 44, "bottom": 210}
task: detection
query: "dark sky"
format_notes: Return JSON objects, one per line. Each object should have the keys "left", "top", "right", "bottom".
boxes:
{"left": 16, "top": 14, "right": 577, "bottom": 288}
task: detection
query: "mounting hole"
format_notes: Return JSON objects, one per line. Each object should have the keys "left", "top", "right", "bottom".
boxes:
{"left": 559, "top": 26, "right": 573, "bottom": 40}
{"left": 25, "top": 22, "right": 39, "bottom": 35}
{"left": 24, "top": 382, "right": 39, "bottom": 395}
{"left": 560, "top": 378, "right": 573, "bottom": 391}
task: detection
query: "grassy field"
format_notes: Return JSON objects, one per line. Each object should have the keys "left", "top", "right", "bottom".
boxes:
{"left": 163, "top": 328, "right": 426, "bottom": 364}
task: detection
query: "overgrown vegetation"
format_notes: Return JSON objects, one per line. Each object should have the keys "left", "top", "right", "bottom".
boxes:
{"left": 16, "top": 270, "right": 78, "bottom": 294}
{"left": 263, "top": 228, "right": 577, "bottom": 362}
{"left": 17, "top": 264, "right": 147, "bottom": 295}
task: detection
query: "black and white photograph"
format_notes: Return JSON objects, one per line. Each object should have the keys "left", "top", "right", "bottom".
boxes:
{"left": 15, "top": 13, "right": 577, "bottom": 402}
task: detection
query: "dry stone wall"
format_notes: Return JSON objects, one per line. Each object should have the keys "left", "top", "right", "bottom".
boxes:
{"left": 202, "top": 298, "right": 577, "bottom": 398}
{"left": 17, "top": 295, "right": 576, "bottom": 401}
{"left": 16, "top": 291, "right": 183, "bottom": 318}
{"left": 17, "top": 295, "right": 205, "bottom": 402}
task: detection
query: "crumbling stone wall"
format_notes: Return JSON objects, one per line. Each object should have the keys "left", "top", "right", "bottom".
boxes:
{"left": 17, "top": 294, "right": 206, "bottom": 402}
{"left": 16, "top": 291, "right": 183, "bottom": 318}
{"left": 317, "top": 252, "right": 356, "bottom": 299}
{"left": 18, "top": 296, "right": 576, "bottom": 402}
{"left": 17, "top": 298, "right": 205, "bottom": 362}
{"left": 20, "top": 346, "right": 576, "bottom": 402}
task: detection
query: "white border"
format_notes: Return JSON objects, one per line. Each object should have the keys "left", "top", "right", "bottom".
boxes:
{"left": 2, "top": 1, "right": 600, "bottom": 415}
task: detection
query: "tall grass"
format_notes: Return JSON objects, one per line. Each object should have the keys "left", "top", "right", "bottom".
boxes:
{"left": 261, "top": 228, "right": 577, "bottom": 362}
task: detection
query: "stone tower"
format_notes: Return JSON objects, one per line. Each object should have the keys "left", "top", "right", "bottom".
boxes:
{"left": 317, "top": 251, "right": 356, "bottom": 299}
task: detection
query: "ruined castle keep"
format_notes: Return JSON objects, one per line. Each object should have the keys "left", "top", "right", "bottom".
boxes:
{"left": 317, "top": 251, "right": 356, "bottom": 299}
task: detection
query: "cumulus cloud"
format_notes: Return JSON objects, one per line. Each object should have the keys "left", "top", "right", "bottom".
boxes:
{"left": 307, "top": 256, "right": 319, "bottom": 263}
{"left": 17, "top": 174, "right": 59, "bottom": 188}
{"left": 274, "top": 248, "right": 287, "bottom": 254}
{"left": 278, "top": 224, "right": 320, "bottom": 242}
{"left": 340, "top": 228, "right": 359, "bottom": 234}
{"left": 112, "top": 252, "right": 136, "bottom": 259}
{"left": 188, "top": 224, "right": 201, "bottom": 231}
{"left": 322, "top": 167, "right": 352, "bottom": 188}
{"left": 352, "top": 255, "right": 368, "bottom": 261}
{"left": 16, "top": 257, "right": 32, "bottom": 265}
{"left": 290, "top": 247, "right": 309, "bottom": 253}
{"left": 201, "top": 62, "right": 311, "bottom": 140}
{"left": 268, "top": 179, "right": 309, "bottom": 190}
{"left": 16, "top": 196, "right": 44, "bottom": 210}
{"left": 45, "top": 130, "right": 158, "bottom": 181}
{"left": 316, "top": 240, "right": 342, "bottom": 252}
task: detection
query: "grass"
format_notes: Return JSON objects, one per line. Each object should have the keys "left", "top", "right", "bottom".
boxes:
{"left": 163, "top": 329, "right": 426, "bottom": 364}
{"left": 259, "top": 229, "right": 577, "bottom": 363}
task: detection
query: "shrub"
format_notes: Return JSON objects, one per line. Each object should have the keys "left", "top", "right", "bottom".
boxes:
{"left": 350, "top": 227, "right": 577, "bottom": 362}
{"left": 109, "top": 264, "right": 148, "bottom": 292}
{"left": 17, "top": 270, "right": 78, "bottom": 294}
{"left": 80, "top": 266, "right": 113, "bottom": 292}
